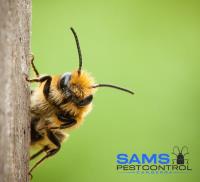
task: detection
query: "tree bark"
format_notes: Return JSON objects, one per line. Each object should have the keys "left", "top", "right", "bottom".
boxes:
{"left": 0, "top": 0, "right": 31, "bottom": 182}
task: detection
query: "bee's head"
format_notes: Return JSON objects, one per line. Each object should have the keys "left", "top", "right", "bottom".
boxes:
{"left": 59, "top": 27, "right": 134, "bottom": 107}
{"left": 59, "top": 70, "right": 95, "bottom": 107}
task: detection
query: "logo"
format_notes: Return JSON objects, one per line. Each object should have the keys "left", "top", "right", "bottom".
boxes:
{"left": 116, "top": 146, "right": 192, "bottom": 175}
{"left": 172, "top": 146, "right": 189, "bottom": 164}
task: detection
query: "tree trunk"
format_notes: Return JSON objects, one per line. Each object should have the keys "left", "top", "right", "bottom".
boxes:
{"left": 0, "top": 0, "right": 31, "bottom": 182}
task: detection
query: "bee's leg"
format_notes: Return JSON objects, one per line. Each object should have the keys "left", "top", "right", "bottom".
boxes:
{"left": 49, "top": 121, "right": 77, "bottom": 130}
{"left": 60, "top": 121, "right": 77, "bottom": 129}
{"left": 30, "top": 148, "right": 44, "bottom": 161}
{"left": 25, "top": 73, "right": 52, "bottom": 99}
{"left": 30, "top": 145, "right": 49, "bottom": 160}
{"left": 56, "top": 113, "right": 77, "bottom": 128}
{"left": 25, "top": 75, "right": 51, "bottom": 83}
{"left": 48, "top": 114, "right": 77, "bottom": 130}
{"left": 29, "top": 130, "right": 61, "bottom": 174}
{"left": 43, "top": 76, "right": 52, "bottom": 99}
{"left": 29, "top": 54, "right": 40, "bottom": 77}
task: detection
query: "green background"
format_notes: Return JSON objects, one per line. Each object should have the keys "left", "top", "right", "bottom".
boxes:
{"left": 31, "top": 0, "right": 199, "bottom": 181}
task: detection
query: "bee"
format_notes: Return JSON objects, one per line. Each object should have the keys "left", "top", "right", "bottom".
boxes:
{"left": 26, "top": 27, "right": 134, "bottom": 175}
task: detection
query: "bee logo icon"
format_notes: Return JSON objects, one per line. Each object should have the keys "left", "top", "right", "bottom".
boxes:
{"left": 172, "top": 146, "right": 189, "bottom": 164}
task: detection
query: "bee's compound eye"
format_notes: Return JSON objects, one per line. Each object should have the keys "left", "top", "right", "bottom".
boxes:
{"left": 60, "top": 72, "right": 71, "bottom": 90}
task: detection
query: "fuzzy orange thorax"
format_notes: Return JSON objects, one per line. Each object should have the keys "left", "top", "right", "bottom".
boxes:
{"left": 69, "top": 70, "right": 96, "bottom": 98}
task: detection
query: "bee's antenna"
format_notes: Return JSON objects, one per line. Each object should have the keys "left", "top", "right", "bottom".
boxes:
{"left": 172, "top": 146, "right": 180, "bottom": 155}
{"left": 92, "top": 84, "right": 134, "bottom": 95}
{"left": 181, "top": 146, "right": 189, "bottom": 155}
{"left": 70, "top": 27, "right": 82, "bottom": 75}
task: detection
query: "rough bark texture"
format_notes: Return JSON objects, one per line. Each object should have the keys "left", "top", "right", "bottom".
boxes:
{"left": 0, "top": 0, "right": 31, "bottom": 182}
